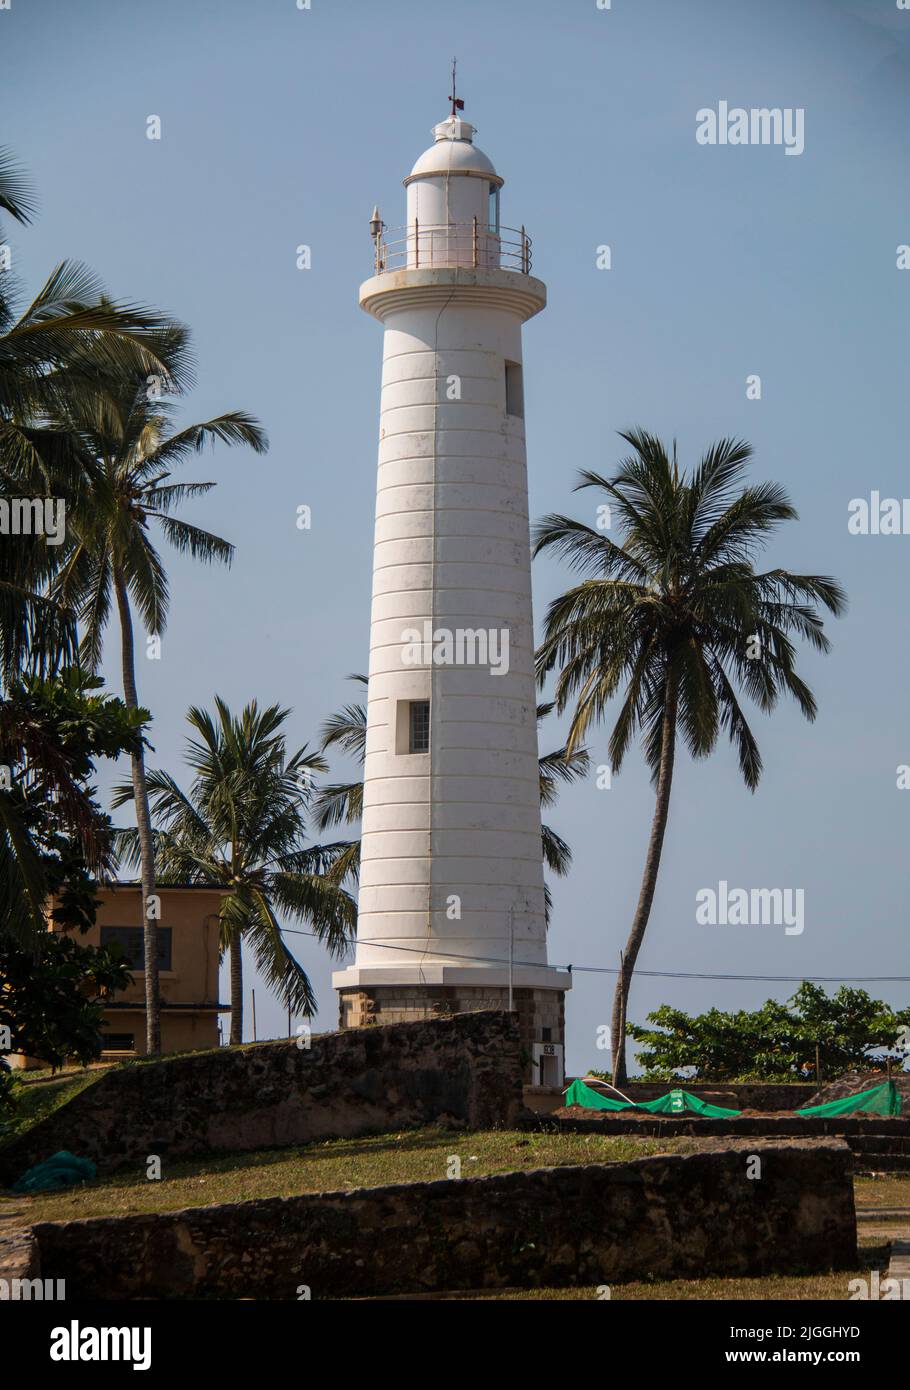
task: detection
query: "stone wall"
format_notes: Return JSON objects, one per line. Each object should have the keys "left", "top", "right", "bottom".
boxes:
{"left": 0, "top": 1011, "right": 523, "bottom": 1184}
{"left": 807, "top": 1070, "right": 910, "bottom": 1108}
{"left": 339, "top": 987, "right": 564, "bottom": 1060}
{"left": 0, "top": 1229, "right": 39, "bottom": 1292}
{"left": 32, "top": 1140, "right": 857, "bottom": 1300}
{"left": 551, "top": 1111, "right": 910, "bottom": 1136}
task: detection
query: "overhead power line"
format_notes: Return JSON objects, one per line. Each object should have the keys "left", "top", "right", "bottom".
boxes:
{"left": 278, "top": 926, "right": 910, "bottom": 986}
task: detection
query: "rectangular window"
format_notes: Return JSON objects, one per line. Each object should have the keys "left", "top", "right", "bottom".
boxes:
{"left": 408, "top": 700, "right": 430, "bottom": 754}
{"left": 101, "top": 1034, "right": 136, "bottom": 1053}
{"left": 505, "top": 361, "right": 524, "bottom": 418}
{"left": 100, "top": 926, "right": 172, "bottom": 972}
{"left": 488, "top": 183, "right": 500, "bottom": 234}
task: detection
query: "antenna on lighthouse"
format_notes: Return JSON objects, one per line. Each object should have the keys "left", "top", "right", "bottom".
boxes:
{"left": 449, "top": 57, "right": 464, "bottom": 118}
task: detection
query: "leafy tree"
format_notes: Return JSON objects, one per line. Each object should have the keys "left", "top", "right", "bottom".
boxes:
{"left": 534, "top": 432, "right": 845, "bottom": 1083}
{"left": 626, "top": 983, "right": 910, "bottom": 1082}
{"left": 0, "top": 669, "right": 147, "bottom": 944}
{"left": 0, "top": 930, "right": 133, "bottom": 1079}
{"left": 313, "top": 675, "right": 589, "bottom": 919}
{"left": 114, "top": 698, "right": 356, "bottom": 1044}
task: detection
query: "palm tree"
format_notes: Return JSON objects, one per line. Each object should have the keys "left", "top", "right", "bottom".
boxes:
{"left": 0, "top": 148, "right": 186, "bottom": 683}
{"left": 0, "top": 149, "right": 186, "bottom": 943}
{"left": 113, "top": 698, "right": 357, "bottom": 1044}
{"left": 49, "top": 383, "right": 267, "bottom": 1053}
{"left": 312, "top": 675, "right": 589, "bottom": 918}
{"left": 533, "top": 431, "right": 845, "bottom": 1084}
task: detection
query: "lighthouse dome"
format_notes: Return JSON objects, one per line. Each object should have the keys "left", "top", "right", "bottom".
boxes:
{"left": 407, "top": 115, "right": 501, "bottom": 185}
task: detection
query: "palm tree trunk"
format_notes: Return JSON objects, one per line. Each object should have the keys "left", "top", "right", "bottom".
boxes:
{"left": 113, "top": 568, "right": 160, "bottom": 1056}
{"left": 229, "top": 924, "right": 243, "bottom": 1045}
{"left": 610, "top": 668, "right": 679, "bottom": 1086}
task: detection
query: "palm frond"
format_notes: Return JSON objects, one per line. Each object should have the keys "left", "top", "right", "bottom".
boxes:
{"left": 0, "top": 147, "right": 37, "bottom": 225}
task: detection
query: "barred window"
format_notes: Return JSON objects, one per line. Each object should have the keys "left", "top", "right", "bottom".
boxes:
{"left": 408, "top": 700, "right": 430, "bottom": 754}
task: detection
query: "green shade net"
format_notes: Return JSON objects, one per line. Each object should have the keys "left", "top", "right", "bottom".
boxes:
{"left": 640, "top": 1088, "right": 741, "bottom": 1117}
{"left": 796, "top": 1080, "right": 902, "bottom": 1117}
{"left": 11, "top": 1150, "right": 97, "bottom": 1193}
{"left": 564, "top": 1079, "right": 631, "bottom": 1111}
{"left": 565, "top": 1077, "right": 903, "bottom": 1118}
{"left": 564, "top": 1079, "right": 741, "bottom": 1117}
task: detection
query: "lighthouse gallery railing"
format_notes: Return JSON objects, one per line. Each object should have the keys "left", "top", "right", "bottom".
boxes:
{"left": 373, "top": 221, "right": 532, "bottom": 275}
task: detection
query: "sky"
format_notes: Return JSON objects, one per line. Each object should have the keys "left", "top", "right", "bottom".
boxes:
{"left": 3, "top": 0, "right": 909, "bottom": 1073}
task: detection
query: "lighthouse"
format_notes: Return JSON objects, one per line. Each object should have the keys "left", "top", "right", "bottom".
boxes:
{"left": 333, "top": 99, "right": 570, "bottom": 1084}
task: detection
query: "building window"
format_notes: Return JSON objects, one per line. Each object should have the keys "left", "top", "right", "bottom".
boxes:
{"left": 101, "top": 1033, "right": 135, "bottom": 1053}
{"left": 100, "top": 926, "right": 172, "bottom": 972}
{"left": 488, "top": 183, "right": 500, "bottom": 234}
{"left": 408, "top": 700, "right": 430, "bottom": 753}
{"left": 542, "top": 1027, "right": 552, "bottom": 1042}
{"left": 505, "top": 361, "right": 524, "bottom": 418}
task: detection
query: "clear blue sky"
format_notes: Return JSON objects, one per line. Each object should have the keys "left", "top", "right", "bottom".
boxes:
{"left": 5, "top": 0, "right": 909, "bottom": 1071}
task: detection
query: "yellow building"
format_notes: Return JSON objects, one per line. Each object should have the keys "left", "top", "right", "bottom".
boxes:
{"left": 55, "top": 882, "right": 229, "bottom": 1058}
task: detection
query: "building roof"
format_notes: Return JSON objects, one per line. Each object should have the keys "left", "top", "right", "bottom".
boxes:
{"left": 103, "top": 1001, "right": 231, "bottom": 1012}
{"left": 99, "top": 880, "right": 229, "bottom": 893}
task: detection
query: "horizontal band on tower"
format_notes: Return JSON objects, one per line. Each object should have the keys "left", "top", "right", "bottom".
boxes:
{"left": 333, "top": 964, "right": 572, "bottom": 991}
{"left": 359, "top": 267, "right": 547, "bottom": 323}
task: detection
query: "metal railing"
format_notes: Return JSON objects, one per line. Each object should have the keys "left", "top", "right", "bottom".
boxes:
{"left": 372, "top": 220, "right": 532, "bottom": 275}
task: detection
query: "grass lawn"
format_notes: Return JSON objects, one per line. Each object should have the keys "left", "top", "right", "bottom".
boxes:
{"left": 426, "top": 1261, "right": 891, "bottom": 1300}
{"left": 853, "top": 1174, "right": 910, "bottom": 1209}
{"left": 8, "top": 1127, "right": 906, "bottom": 1227}
{"left": 0, "top": 1070, "right": 101, "bottom": 1147}
{"left": 5, "top": 1127, "right": 705, "bottom": 1223}
{"left": 2, "top": 1125, "right": 897, "bottom": 1301}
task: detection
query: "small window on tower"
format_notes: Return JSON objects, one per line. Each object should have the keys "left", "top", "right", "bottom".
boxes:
{"left": 488, "top": 183, "right": 500, "bottom": 234}
{"left": 505, "top": 361, "right": 524, "bottom": 419}
{"left": 408, "top": 700, "right": 430, "bottom": 754}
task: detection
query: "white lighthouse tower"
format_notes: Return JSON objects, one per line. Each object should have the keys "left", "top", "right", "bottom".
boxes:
{"left": 333, "top": 96, "right": 570, "bottom": 1084}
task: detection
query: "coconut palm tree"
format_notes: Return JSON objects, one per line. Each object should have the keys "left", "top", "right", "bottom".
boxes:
{"left": 0, "top": 147, "right": 185, "bottom": 683}
{"left": 533, "top": 431, "right": 845, "bottom": 1084}
{"left": 0, "top": 149, "right": 185, "bottom": 943}
{"left": 312, "top": 675, "right": 588, "bottom": 917}
{"left": 113, "top": 698, "right": 357, "bottom": 1044}
{"left": 48, "top": 384, "right": 267, "bottom": 1053}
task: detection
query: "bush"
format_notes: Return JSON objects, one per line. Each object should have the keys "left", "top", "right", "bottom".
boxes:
{"left": 627, "top": 983, "right": 910, "bottom": 1083}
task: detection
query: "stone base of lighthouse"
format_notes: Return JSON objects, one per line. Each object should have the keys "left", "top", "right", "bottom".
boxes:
{"left": 335, "top": 976, "right": 568, "bottom": 1086}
